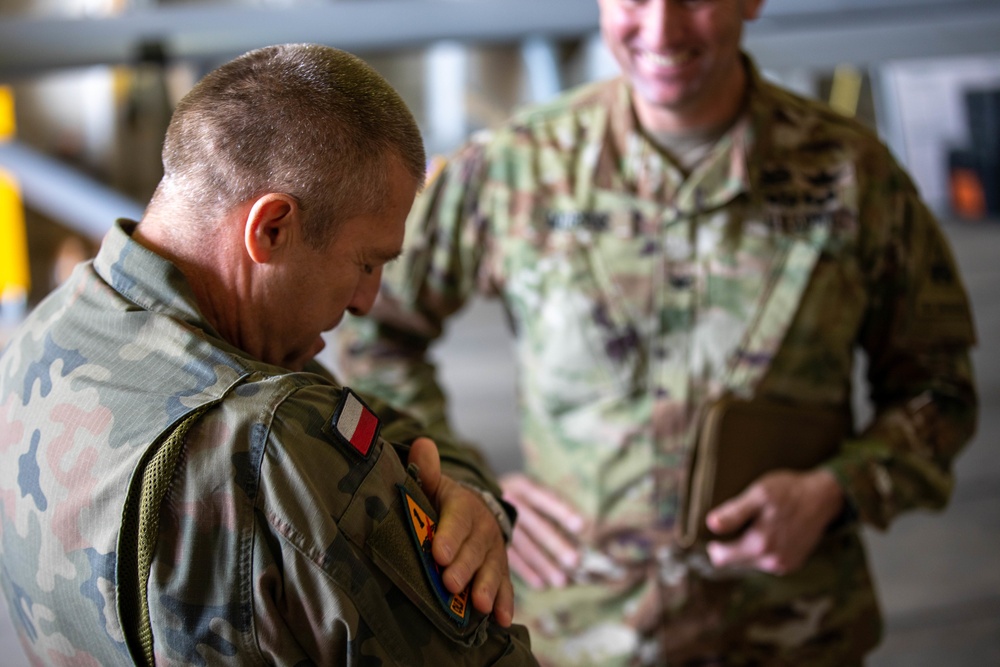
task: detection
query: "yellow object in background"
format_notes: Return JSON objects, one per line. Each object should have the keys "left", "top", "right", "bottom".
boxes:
{"left": 829, "top": 65, "right": 863, "bottom": 118}
{"left": 0, "top": 84, "right": 29, "bottom": 334}
{"left": 0, "top": 86, "right": 14, "bottom": 141}
{"left": 0, "top": 168, "right": 30, "bottom": 300}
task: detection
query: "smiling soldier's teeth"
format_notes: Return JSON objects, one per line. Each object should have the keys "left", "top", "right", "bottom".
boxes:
{"left": 641, "top": 51, "right": 693, "bottom": 67}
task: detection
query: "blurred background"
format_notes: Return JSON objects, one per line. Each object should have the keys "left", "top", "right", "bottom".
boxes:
{"left": 0, "top": 0, "right": 997, "bottom": 664}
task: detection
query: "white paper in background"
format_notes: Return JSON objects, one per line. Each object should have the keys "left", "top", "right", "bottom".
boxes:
{"left": 880, "top": 56, "right": 1000, "bottom": 214}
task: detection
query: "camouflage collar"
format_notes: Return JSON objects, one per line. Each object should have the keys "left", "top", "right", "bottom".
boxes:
{"left": 603, "top": 52, "right": 845, "bottom": 217}
{"left": 94, "top": 219, "right": 222, "bottom": 338}
{"left": 606, "top": 63, "right": 759, "bottom": 215}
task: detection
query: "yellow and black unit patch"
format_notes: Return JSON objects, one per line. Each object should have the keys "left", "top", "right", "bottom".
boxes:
{"left": 398, "top": 485, "right": 471, "bottom": 627}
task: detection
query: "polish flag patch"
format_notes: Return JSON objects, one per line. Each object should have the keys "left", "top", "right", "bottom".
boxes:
{"left": 331, "top": 389, "right": 381, "bottom": 458}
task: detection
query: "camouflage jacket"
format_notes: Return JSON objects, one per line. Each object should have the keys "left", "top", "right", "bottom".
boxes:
{"left": 0, "top": 220, "right": 537, "bottom": 666}
{"left": 337, "top": 56, "right": 978, "bottom": 665}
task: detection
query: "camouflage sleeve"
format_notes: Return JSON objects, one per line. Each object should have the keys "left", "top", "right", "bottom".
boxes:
{"left": 824, "top": 162, "right": 978, "bottom": 530}
{"left": 336, "top": 139, "right": 502, "bottom": 492}
{"left": 252, "top": 383, "right": 537, "bottom": 665}
{"left": 364, "top": 384, "right": 505, "bottom": 500}
{"left": 306, "top": 358, "right": 503, "bottom": 497}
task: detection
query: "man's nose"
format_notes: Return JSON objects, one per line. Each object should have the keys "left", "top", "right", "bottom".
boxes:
{"left": 346, "top": 267, "right": 383, "bottom": 317}
{"left": 643, "top": 0, "right": 688, "bottom": 50}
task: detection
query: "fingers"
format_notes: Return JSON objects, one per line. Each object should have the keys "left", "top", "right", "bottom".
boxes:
{"left": 705, "top": 470, "right": 846, "bottom": 575}
{"left": 705, "top": 478, "right": 776, "bottom": 571}
{"left": 508, "top": 518, "right": 570, "bottom": 588}
{"left": 414, "top": 467, "right": 585, "bottom": 623}
{"left": 507, "top": 539, "right": 546, "bottom": 589}
{"left": 404, "top": 441, "right": 523, "bottom": 623}
{"left": 705, "top": 526, "right": 768, "bottom": 572}
{"left": 511, "top": 502, "right": 580, "bottom": 583}
{"left": 464, "top": 542, "right": 514, "bottom": 626}
{"left": 705, "top": 485, "right": 761, "bottom": 537}
{"left": 407, "top": 437, "right": 442, "bottom": 500}
{"left": 707, "top": 524, "right": 799, "bottom": 575}
{"left": 492, "top": 571, "right": 515, "bottom": 627}
{"left": 432, "top": 479, "right": 513, "bottom": 623}
{"left": 501, "top": 473, "right": 583, "bottom": 589}
{"left": 502, "top": 473, "right": 585, "bottom": 532}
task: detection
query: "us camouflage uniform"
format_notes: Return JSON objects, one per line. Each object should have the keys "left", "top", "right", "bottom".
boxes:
{"left": 0, "top": 220, "right": 537, "bottom": 666}
{"left": 337, "top": 56, "right": 978, "bottom": 666}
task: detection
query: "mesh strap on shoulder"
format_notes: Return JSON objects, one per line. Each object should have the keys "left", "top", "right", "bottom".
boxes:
{"left": 118, "top": 405, "right": 210, "bottom": 666}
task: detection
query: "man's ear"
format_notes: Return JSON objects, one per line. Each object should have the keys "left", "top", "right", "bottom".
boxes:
{"left": 244, "top": 193, "right": 301, "bottom": 265}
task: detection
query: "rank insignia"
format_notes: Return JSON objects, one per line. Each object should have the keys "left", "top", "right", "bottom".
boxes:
{"left": 331, "top": 389, "right": 380, "bottom": 458}
{"left": 398, "top": 485, "right": 471, "bottom": 627}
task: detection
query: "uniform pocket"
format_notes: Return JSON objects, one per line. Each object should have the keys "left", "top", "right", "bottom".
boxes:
{"left": 484, "top": 624, "right": 538, "bottom": 666}
{"left": 332, "top": 443, "right": 542, "bottom": 665}
{"left": 366, "top": 476, "right": 491, "bottom": 647}
{"left": 337, "top": 444, "right": 490, "bottom": 646}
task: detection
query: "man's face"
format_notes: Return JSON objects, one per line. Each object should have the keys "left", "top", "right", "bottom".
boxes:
{"left": 273, "top": 159, "right": 414, "bottom": 371}
{"left": 597, "top": 0, "right": 763, "bottom": 131}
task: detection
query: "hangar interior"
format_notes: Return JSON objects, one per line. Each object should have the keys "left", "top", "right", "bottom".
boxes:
{"left": 0, "top": 1, "right": 998, "bottom": 665}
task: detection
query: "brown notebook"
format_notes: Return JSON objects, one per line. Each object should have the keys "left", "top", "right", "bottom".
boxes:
{"left": 678, "top": 394, "right": 852, "bottom": 547}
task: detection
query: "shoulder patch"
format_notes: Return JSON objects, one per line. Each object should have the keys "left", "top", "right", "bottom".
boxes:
{"left": 398, "top": 485, "right": 471, "bottom": 627}
{"left": 330, "top": 388, "right": 381, "bottom": 458}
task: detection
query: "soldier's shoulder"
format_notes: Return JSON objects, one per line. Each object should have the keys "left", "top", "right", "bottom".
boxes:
{"left": 479, "top": 78, "right": 616, "bottom": 145}
{"left": 513, "top": 78, "right": 615, "bottom": 123}
{"left": 761, "top": 77, "right": 882, "bottom": 145}
{"left": 254, "top": 377, "right": 381, "bottom": 482}
{"left": 757, "top": 77, "right": 904, "bottom": 178}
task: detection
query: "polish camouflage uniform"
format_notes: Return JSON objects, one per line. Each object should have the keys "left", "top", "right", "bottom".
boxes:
{"left": 0, "top": 220, "right": 537, "bottom": 666}
{"left": 337, "top": 56, "right": 978, "bottom": 666}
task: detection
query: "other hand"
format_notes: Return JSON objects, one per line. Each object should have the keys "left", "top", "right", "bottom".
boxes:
{"left": 407, "top": 438, "right": 514, "bottom": 626}
{"left": 704, "top": 468, "right": 845, "bottom": 575}
{"left": 500, "top": 472, "right": 585, "bottom": 590}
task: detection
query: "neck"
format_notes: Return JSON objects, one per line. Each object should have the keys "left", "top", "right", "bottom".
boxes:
{"left": 134, "top": 208, "right": 252, "bottom": 356}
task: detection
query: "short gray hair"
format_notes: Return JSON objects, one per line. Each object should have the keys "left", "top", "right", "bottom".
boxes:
{"left": 153, "top": 43, "right": 425, "bottom": 246}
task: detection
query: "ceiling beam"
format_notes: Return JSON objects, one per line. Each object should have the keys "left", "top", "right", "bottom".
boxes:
{"left": 0, "top": 0, "right": 600, "bottom": 81}
{"left": 0, "top": 141, "right": 144, "bottom": 240}
{"left": 746, "top": 0, "right": 1000, "bottom": 69}
{"left": 2, "top": 0, "right": 999, "bottom": 240}
{"left": 1, "top": 0, "right": 999, "bottom": 82}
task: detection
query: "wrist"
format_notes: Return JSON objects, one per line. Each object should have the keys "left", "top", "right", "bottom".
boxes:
{"left": 458, "top": 481, "right": 515, "bottom": 544}
{"left": 813, "top": 468, "right": 848, "bottom": 528}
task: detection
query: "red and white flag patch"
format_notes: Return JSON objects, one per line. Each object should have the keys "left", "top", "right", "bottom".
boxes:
{"left": 331, "top": 389, "right": 381, "bottom": 458}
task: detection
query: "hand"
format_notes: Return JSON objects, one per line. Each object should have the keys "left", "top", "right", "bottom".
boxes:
{"left": 500, "top": 473, "right": 585, "bottom": 590}
{"left": 407, "top": 438, "right": 514, "bottom": 626}
{"left": 704, "top": 468, "right": 845, "bottom": 575}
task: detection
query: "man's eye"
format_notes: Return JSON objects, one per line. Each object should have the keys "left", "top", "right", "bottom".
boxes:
{"left": 363, "top": 264, "right": 375, "bottom": 275}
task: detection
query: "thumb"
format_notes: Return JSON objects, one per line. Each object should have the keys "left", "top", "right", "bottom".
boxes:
{"left": 706, "top": 487, "right": 760, "bottom": 536}
{"left": 407, "top": 437, "right": 442, "bottom": 502}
